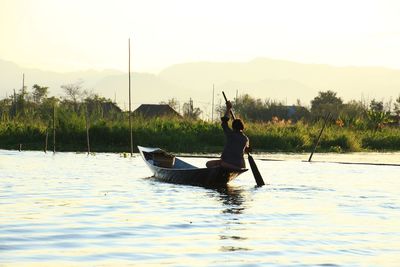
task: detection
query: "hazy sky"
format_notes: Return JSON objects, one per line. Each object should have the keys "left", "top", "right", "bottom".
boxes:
{"left": 1, "top": 0, "right": 400, "bottom": 73}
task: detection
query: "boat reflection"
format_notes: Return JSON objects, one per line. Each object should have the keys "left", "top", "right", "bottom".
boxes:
{"left": 213, "top": 185, "right": 251, "bottom": 252}
{"left": 214, "top": 186, "right": 247, "bottom": 215}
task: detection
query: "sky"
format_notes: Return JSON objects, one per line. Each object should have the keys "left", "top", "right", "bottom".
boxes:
{"left": 1, "top": 0, "right": 400, "bottom": 73}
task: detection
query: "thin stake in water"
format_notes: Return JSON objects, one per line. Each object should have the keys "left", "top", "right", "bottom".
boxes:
{"left": 308, "top": 112, "right": 331, "bottom": 162}
{"left": 128, "top": 38, "right": 133, "bottom": 156}
{"left": 53, "top": 103, "right": 56, "bottom": 154}
{"left": 85, "top": 105, "right": 91, "bottom": 155}
{"left": 44, "top": 128, "right": 48, "bottom": 153}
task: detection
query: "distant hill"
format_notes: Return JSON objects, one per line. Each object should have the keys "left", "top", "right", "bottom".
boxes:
{"left": 1, "top": 58, "right": 400, "bottom": 113}
{"left": 0, "top": 58, "right": 122, "bottom": 98}
{"left": 158, "top": 58, "right": 400, "bottom": 106}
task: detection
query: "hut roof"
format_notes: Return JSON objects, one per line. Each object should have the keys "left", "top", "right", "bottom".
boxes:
{"left": 133, "top": 104, "right": 181, "bottom": 118}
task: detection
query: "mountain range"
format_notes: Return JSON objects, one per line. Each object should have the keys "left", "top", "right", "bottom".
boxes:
{"left": 1, "top": 58, "right": 400, "bottom": 117}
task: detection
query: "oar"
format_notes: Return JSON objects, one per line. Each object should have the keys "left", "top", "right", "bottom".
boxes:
{"left": 308, "top": 112, "right": 331, "bottom": 162}
{"left": 222, "top": 91, "right": 265, "bottom": 186}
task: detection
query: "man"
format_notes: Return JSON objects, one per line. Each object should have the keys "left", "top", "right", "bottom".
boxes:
{"left": 206, "top": 100, "right": 249, "bottom": 169}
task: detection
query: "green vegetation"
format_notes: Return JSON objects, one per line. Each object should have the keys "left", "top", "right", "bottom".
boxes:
{"left": 1, "top": 83, "right": 400, "bottom": 153}
{"left": 1, "top": 115, "right": 400, "bottom": 153}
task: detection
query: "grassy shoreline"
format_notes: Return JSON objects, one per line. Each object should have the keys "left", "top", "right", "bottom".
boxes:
{"left": 1, "top": 118, "right": 400, "bottom": 153}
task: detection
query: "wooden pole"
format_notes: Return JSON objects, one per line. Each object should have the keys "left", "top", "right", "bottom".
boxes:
{"left": 128, "top": 38, "right": 133, "bottom": 156}
{"left": 308, "top": 113, "right": 331, "bottom": 162}
{"left": 44, "top": 128, "right": 48, "bottom": 153}
{"left": 21, "top": 74, "right": 25, "bottom": 116}
{"left": 53, "top": 103, "right": 56, "bottom": 154}
{"left": 13, "top": 89, "right": 17, "bottom": 117}
{"left": 85, "top": 106, "right": 91, "bottom": 155}
{"left": 211, "top": 84, "right": 215, "bottom": 122}
{"left": 22, "top": 73, "right": 25, "bottom": 96}
{"left": 190, "top": 98, "right": 193, "bottom": 117}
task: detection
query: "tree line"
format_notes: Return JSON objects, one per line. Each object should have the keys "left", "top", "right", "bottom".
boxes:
{"left": 1, "top": 80, "right": 400, "bottom": 132}
{"left": 0, "top": 81, "right": 399, "bottom": 152}
{"left": 220, "top": 90, "right": 400, "bottom": 130}
{"left": 0, "top": 81, "right": 122, "bottom": 125}
{"left": 160, "top": 90, "right": 400, "bottom": 131}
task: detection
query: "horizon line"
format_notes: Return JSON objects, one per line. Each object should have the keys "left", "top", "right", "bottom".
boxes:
{"left": 2, "top": 56, "right": 400, "bottom": 74}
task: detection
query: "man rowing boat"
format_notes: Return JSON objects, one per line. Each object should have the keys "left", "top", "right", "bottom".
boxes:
{"left": 206, "top": 100, "right": 249, "bottom": 170}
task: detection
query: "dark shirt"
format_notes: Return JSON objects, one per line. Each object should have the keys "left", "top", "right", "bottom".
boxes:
{"left": 220, "top": 116, "right": 249, "bottom": 168}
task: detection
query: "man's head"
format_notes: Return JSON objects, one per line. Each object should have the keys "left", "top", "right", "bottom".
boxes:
{"left": 232, "top": 118, "right": 244, "bottom": 131}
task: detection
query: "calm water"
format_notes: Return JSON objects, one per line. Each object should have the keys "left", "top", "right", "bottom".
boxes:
{"left": 1, "top": 150, "right": 399, "bottom": 266}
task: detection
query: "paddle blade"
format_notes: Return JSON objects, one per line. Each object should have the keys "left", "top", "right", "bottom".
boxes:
{"left": 248, "top": 154, "right": 265, "bottom": 186}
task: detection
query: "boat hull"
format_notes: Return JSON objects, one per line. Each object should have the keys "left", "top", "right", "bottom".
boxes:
{"left": 138, "top": 146, "right": 247, "bottom": 187}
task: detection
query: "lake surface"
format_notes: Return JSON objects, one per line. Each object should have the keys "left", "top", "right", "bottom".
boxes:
{"left": 1, "top": 150, "right": 399, "bottom": 266}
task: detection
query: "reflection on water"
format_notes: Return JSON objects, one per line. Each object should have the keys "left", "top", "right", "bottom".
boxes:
{"left": 216, "top": 186, "right": 247, "bottom": 214}
{"left": 214, "top": 186, "right": 250, "bottom": 252}
{"left": 1, "top": 150, "right": 400, "bottom": 266}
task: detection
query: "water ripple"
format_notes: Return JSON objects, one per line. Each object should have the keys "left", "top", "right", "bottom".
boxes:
{"left": 1, "top": 150, "right": 400, "bottom": 266}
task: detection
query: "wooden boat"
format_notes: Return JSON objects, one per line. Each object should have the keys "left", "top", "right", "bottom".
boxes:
{"left": 138, "top": 146, "right": 248, "bottom": 187}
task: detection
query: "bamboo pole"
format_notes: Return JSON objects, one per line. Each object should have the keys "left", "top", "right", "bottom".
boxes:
{"left": 308, "top": 113, "right": 331, "bottom": 162}
{"left": 85, "top": 106, "right": 90, "bottom": 155}
{"left": 211, "top": 84, "right": 214, "bottom": 122}
{"left": 53, "top": 103, "right": 56, "bottom": 154}
{"left": 21, "top": 74, "right": 25, "bottom": 119}
{"left": 44, "top": 128, "right": 48, "bottom": 153}
{"left": 22, "top": 73, "right": 25, "bottom": 101}
{"left": 128, "top": 38, "right": 133, "bottom": 156}
{"left": 13, "top": 89, "right": 17, "bottom": 117}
